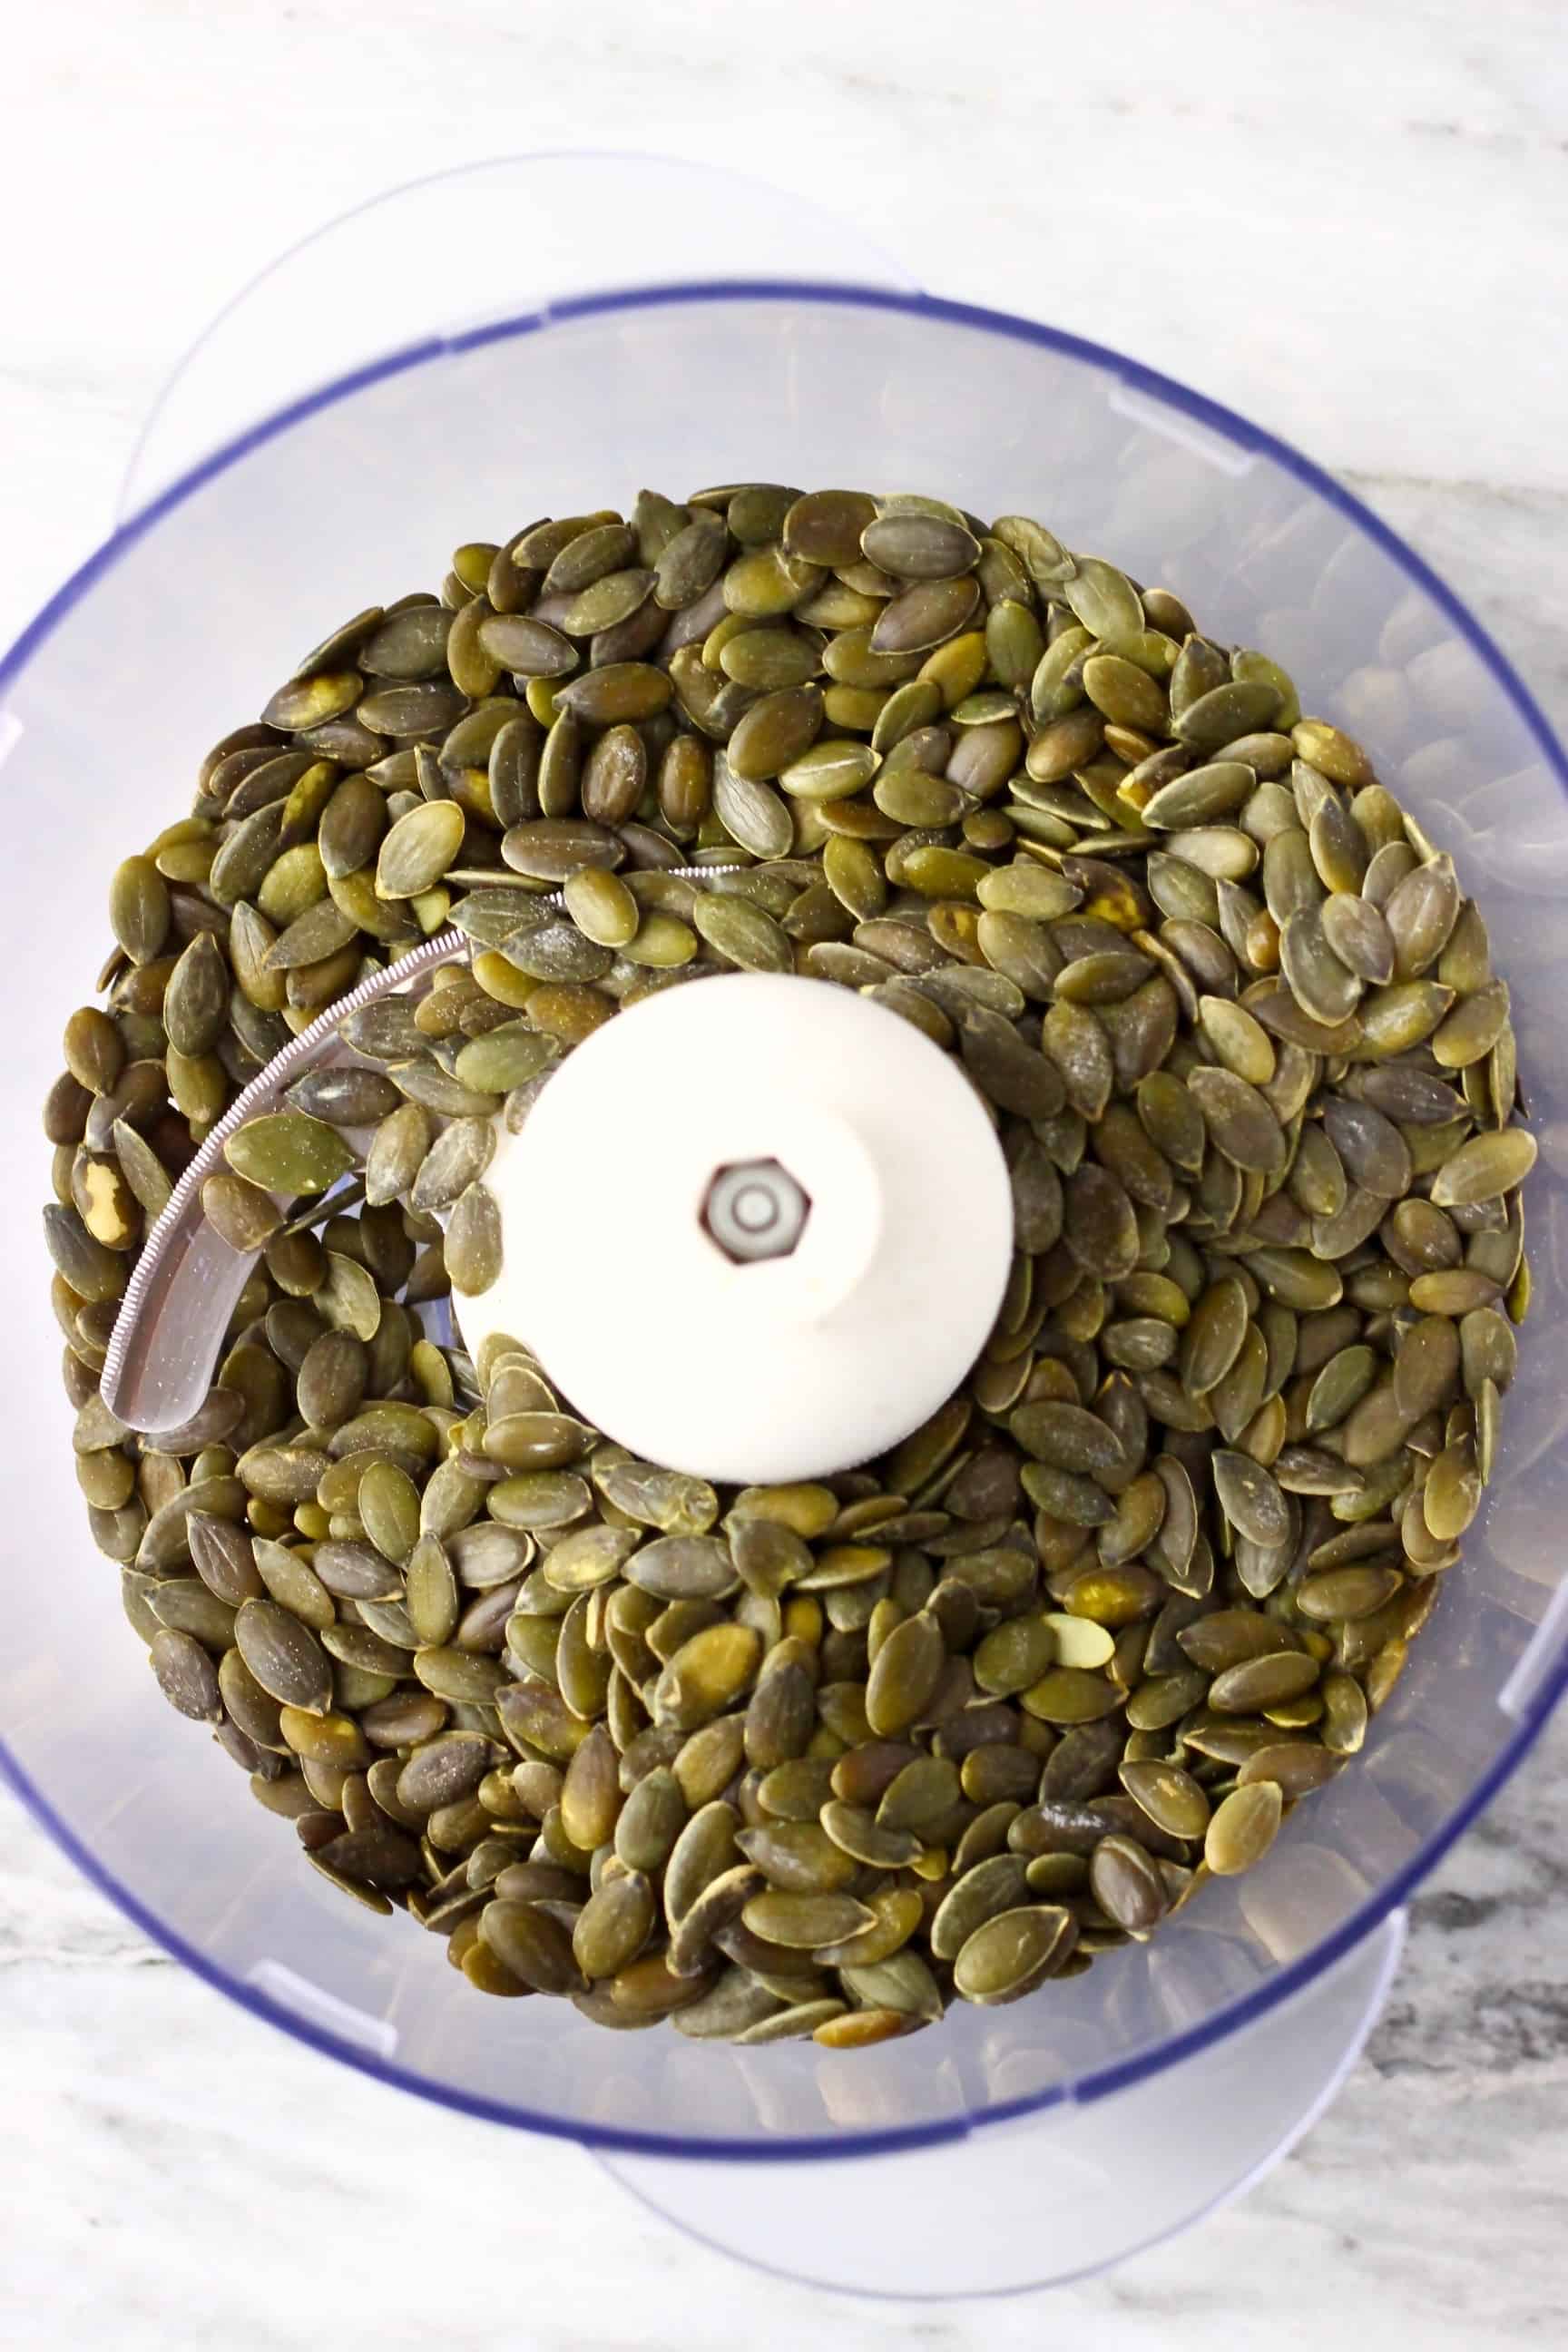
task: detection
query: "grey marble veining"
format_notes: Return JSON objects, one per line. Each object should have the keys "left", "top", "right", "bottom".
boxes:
{"left": 3, "top": 0, "right": 1567, "bottom": 2339}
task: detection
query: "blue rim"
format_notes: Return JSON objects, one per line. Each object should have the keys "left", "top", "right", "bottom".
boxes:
{"left": 5, "top": 277, "right": 1567, "bottom": 2163}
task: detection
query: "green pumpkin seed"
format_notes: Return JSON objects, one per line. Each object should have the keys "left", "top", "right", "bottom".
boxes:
{"left": 1204, "top": 1781, "right": 1283, "bottom": 1875}
{"left": 1428, "top": 1127, "right": 1535, "bottom": 1207}
{"left": 865, "top": 1612, "right": 945, "bottom": 1737}
{"left": 691, "top": 893, "right": 792, "bottom": 974}
{"left": 1021, "top": 1668, "right": 1122, "bottom": 1724}
{"left": 953, "top": 1904, "right": 1078, "bottom": 2004}
{"left": 1432, "top": 979, "right": 1510, "bottom": 1071}
{"left": 225, "top": 1113, "right": 356, "bottom": 1196}
{"left": 1208, "top": 1651, "right": 1319, "bottom": 1714}
{"left": 235, "top": 1600, "right": 333, "bottom": 1715}
{"left": 741, "top": 1891, "right": 876, "bottom": 1951}
{"left": 445, "top": 1182, "right": 503, "bottom": 1296}
{"left": 1322, "top": 1671, "right": 1370, "bottom": 1755}
{"left": 1118, "top": 1759, "right": 1210, "bottom": 1840}
{"left": 1090, "top": 1835, "right": 1168, "bottom": 1934}
{"left": 1188, "top": 1067, "right": 1288, "bottom": 1177}
{"left": 150, "top": 1629, "right": 224, "bottom": 1721}
{"left": 201, "top": 1171, "right": 282, "bottom": 1254}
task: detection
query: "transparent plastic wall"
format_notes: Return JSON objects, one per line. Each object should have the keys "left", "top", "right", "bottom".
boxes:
{"left": 3, "top": 286, "right": 1565, "bottom": 2158}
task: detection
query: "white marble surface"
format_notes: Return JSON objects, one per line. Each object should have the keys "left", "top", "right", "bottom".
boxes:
{"left": 3, "top": 0, "right": 1567, "bottom": 2339}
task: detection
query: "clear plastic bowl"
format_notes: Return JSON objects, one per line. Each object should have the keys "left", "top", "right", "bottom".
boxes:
{"left": 5, "top": 171, "right": 1568, "bottom": 2293}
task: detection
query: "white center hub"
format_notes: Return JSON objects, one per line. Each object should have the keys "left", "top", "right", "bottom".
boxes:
{"left": 455, "top": 973, "right": 1014, "bottom": 1484}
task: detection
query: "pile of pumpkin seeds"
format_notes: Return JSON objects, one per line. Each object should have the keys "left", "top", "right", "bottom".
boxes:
{"left": 44, "top": 485, "right": 1534, "bottom": 2041}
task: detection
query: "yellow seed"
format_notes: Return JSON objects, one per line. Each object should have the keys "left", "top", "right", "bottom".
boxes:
{"left": 823, "top": 685, "right": 887, "bottom": 731}
{"left": 1246, "top": 910, "right": 1282, "bottom": 971}
{"left": 279, "top": 1707, "right": 369, "bottom": 1769}
{"left": 1075, "top": 866, "right": 1148, "bottom": 933}
{"left": 564, "top": 867, "right": 640, "bottom": 949}
{"left": 621, "top": 912, "right": 697, "bottom": 969}
{"left": 1508, "top": 1254, "right": 1531, "bottom": 1323}
{"left": 784, "top": 1595, "right": 824, "bottom": 1646}
{"left": 1043, "top": 1613, "right": 1116, "bottom": 1668}
{"left": 472, "top": 950, "right": 540, "bottom": 1007}
{"left": 258, "top": 843, "right": 328, "bottom": 925}
{"left": 699, "top": 611, "right": 754, "bottom": 672}
{"left": 461, "top": 1941, "right": 529, "bottom": 1997}
{"left": 77, "top": 1158, "right": 139, "bottom": 1248}
{"left": 145, "top": 815, "right": 212, "bottom": 856}
{"left": 527, "top": 985, "right": 614, "bottom": 1044}
{"left": 1239, "top": 1394, "right": 1288, "bottom": 1465}
{"left": 156, "top": 838, "right": 216, "bottom": 885}
{"left": 814, "top": 2007, "right": 912, "bottom": 2048}
{"left": 1263, "top": 1690, "right": 1324, "bottom": 1728}
{"left": 1204, "top": 1780, "right": 1283, "bottom": 1876}
{"left": 654, "top": 1623, "right": 762, "bottom": 1729}
{"left": 409, "top": 1338, "right": 456, "bottom": 1407}
{"left": 1366, "top": 1639, "right": 1408, "bottom": 1712}
{"left": 278, "top": 762, "right": 338, "bottom": 844}
{"left": 919, "top": 631, "right": 987, "bottom": 709}
{"left": 729, "top": 1484, "right": 841, "bottom": 1539}
{"left": 1292, "top": 719, "right": 1375, "bottom": 789}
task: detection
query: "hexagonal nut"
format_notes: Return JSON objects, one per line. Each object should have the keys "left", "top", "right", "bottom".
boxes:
{"left": 701, "top": 1159, "right": 812, "bottom": 1264}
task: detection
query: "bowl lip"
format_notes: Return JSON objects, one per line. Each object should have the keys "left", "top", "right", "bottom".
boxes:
{"left": 5, "top": 275, "right": 1566, "bottom": 2164}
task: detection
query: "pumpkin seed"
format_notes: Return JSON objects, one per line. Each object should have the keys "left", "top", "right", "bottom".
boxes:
{"left": 1204, "top": 1781, "right": 1284, "bottom": 1875}
{"left": 1090, "top": 1835, "right": 1168, "bottom": 1934}
{"left": 953, "top": 1905, "right": 1078, "bottom": 2004}
{"left": 225, "top": 1114, "right": 356, "bottom": 1196}
{"left": 1428, "top": 1128, "right": 1536, "bottom": 1208}
{"left": 235, "top": 1600, "right": 333, "bottom": 1715}
{"left": 1118, "top": 1759, "right": 1210, "bottom": 1840}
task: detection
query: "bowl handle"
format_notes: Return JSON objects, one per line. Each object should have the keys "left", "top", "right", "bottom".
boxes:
{"left": 596, "top": 1909, "right": 1407, "bottom": 2297}
{"left": 116, "top": 150, "right": 920, "bottom": 518}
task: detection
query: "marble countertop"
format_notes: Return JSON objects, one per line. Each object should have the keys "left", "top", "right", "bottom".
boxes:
{"left": 2, "top": 0, "right": 1566, "bottom": 2341}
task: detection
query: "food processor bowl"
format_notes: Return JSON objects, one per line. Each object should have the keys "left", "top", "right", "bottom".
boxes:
{"left": 5, "top": 154, "right": 1566, "bottom": 2297}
